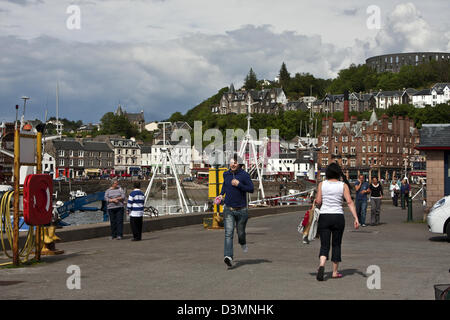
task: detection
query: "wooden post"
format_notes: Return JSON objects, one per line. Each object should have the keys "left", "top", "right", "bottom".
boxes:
{"left": 35, "top": 132, "right": 42, "bottom": 261}
{"left": 13, "top": 129, "right": 20, "bottom": 266}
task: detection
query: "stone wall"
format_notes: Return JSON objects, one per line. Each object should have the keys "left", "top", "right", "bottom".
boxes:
{"left": 425, "top": 150, "right": 445, "bottom": 208}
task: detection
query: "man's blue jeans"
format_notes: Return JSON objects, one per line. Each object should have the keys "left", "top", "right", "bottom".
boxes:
{"left": 355, "top": 199, "right": 367, "bottom": 225}
{"left": 224, "top": 206, "right": 248, "bottom": 259}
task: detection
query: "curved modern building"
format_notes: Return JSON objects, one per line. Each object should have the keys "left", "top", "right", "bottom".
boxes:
{"left": 366, "top": 52, "right": 450, "bottom": 73}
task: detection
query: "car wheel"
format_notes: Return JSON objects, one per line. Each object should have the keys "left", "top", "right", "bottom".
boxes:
{"left": 446, "top": 221, "right": 450, "bottom": 241}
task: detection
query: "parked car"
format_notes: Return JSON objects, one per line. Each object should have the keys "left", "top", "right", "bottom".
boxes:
{"left": 427, "top": 195, "right": 450, "bottom": 240}
{"left": 121, "top": 173, "right": 131, "bottom": 177}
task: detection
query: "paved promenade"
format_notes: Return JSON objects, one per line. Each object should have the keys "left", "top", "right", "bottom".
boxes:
{"left": 1, "top": 203, "right": 449, "bottom": 300}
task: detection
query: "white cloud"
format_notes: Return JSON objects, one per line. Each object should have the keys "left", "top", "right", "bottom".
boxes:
{"left": 0, "top": 1, "right": 449, "bottom": 123}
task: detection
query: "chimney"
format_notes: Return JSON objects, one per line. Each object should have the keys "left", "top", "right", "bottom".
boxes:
{"left": 344, "top": 90, "right": 349, "bottom": 122}
{"left": 382, "top": 114, "right": 389, "bottom": 131}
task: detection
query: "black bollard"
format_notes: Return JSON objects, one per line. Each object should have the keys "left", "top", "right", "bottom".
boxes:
{"left": 407, "top": 197, "right": 413, "bottom": 222}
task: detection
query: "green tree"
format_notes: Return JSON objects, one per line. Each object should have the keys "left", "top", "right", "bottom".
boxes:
{"left": 279, "top": 62, "right": 290, "bottom": 88}
{"left": 99, "top": 112, "right": 139, "bottom": 138}
{"left": 244, "top": 68, "right": 258, "bottom": 90}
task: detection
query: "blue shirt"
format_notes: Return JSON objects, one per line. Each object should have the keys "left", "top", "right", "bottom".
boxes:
{"left": 220, "top": 168, "right": 254, "bottom": 208}
{"left": 355, "top": 181, "right": 369, "bottom": 201}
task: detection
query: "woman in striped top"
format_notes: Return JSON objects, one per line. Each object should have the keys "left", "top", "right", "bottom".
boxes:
{"left": 127, "top": 182, "right": 145, "bottom": 241}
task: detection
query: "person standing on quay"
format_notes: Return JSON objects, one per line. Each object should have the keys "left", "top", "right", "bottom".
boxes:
{"left": 354, "top": 174, "right": 370, "bottom": 227}
{"left": 400, "top": 178, "right": 411, "bottom": 210}
{"left": 369, "top": 177, "right": 383, "bottom": 226}
{"left": 314, "top": 163, "right": 359, "bottom": 281}
{"left": 104, "top": 179, "right": 126, "bottom": 240}
{"left": 127, "top": 181, "right": 145, "bottom": 241}
{"left": 216, "top": 154, "right": 254, "bottom": 269}
{"left": 390, "top": 179, "right": 400, "bottom": 207}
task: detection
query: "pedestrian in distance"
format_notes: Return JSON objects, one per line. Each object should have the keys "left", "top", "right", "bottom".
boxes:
{"left": 390, "top": 179, "right": 400, "bottom": 207}
{"left": 368, "top": 177, "right": 383, "bottom": 226}
{"left": 400, "top": 178, "right": 411, "bottom": 210}
{"left": 314, "top": 163, "right": 359, "bottom": 281}
{"left": 127, "top": 181, "right": 145, "bottom": 241}
{"left": 104, "top": 178, "right": 126, "bottom": 240}
{"left": 354, "top": 174, "right": 370, "bottom": 227}
{"left": 216, "top": 154, "right": 254, "bottom": 269}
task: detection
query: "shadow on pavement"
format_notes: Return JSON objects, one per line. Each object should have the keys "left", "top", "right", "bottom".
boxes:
{"left": 231, "top": 259, "right": 272, "bottom": 270}
{"left": 429, "top": 236, "right": 450, "bottom": 243}
{"left": 309, "top": 268, "right": 367, "bottom": 280}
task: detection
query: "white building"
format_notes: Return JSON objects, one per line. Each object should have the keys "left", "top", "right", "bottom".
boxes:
{"left": 412, "top": 89, "right": 433, "bottom": 108}
{"left": 375, "top": 90, "right": 402, "bottom": 109}
{"left": 150, "top": 141, "right": 191, "bottom": 175}
{"left": 42, "top": 152, "right": 56, "bottom": 178}
{"left": 145, "top": 122, "right": 159, "bottom": 132}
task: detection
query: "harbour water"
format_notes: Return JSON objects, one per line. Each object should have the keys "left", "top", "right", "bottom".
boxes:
{"left": 63, "top": 199, "right": 209, "bottom": 226}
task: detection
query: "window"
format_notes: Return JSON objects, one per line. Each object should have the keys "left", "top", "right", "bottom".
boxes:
{"left": 70, "top": 159, "right": 73, "bottom": 167}
{"left": 59, "top": 150, "right": 65, "bottom": 157}
{"left": 397, "top": 137, "right": 400, "bottom": 142}
{"left": 342, "top": 136, "right": 348, "bottom": 142}
{"left": 368, "top": 135, "right": 372, "bottom": 142}
{"left": 59, "top": 159, "right": 64, "bottom": 166}
{"left": 374, "top": 125, "right": 377, "bottom": 131}
{"left": 342, "top": 158, "right": 348, "bottom": 165}
{"left": 70, "top": 150, "right": 74, "bottom": 157}
{"left": 368, "top": 146, "right": 372, "bottom": 153}
{"left": 374, "top": 135, "right": 377, "bottom": 142}
{"left": 79, "top": 151, "right": 84, "bottom": 157}
{"left": 342, "top": 146, "right": 348, "bottom": 153}
{"left": 362, "top": 146, "right": 366, "bottom": 153}
{"left": 334, "top": 146, "right": 338, "bottom": 154}
{"left": 334, "top": 136, "right": 338, "bottom": 143}
{"left": 374, "top": 145, "right": 377, "bottom": 152}
{"left": 350, "top": 159, "right": 356, "bottom": 167}
{"left": 78, "top": 160, "right": 84, "bottom": 166}
{"left": 373, "top": 158, "right": 377, "bottom": 165}
{"left": 362, "top": 158, "right": 366, "bottom": 165}
{"left": 350, "top": 147, "right": 356, "bottom": 154}
{"left": 362, "top": 135, "right": 366, "bottom": 142}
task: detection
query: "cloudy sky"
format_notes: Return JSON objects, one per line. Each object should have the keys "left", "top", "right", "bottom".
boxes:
{"left": 0, "top": 0, "right": 449, "bottom": 124}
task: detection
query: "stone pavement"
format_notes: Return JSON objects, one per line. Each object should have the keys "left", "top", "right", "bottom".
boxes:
{"left": 1, "top": 203, "right": 449, "bottom": 300}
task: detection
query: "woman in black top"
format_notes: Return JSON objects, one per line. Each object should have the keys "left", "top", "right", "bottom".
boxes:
{"left": 368, "top": 177, "right": 383, "bottom": 226}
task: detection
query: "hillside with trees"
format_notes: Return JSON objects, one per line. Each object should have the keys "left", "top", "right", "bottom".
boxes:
{"left": 167, "top": 60, "right": 450, "bottom": 142}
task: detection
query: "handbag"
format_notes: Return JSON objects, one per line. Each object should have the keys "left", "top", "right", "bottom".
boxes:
{"left": 307, "top": 207, "right": 321, "bottom": 241}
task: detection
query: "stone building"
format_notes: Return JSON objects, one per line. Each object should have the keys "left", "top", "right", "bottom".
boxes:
{"left": 366, "top": 52, "right": 450, "bottom": 73}
{"left": 115, "top": 105, "right": 145, "bottom": 132}
{"left": 317, "top": 110, "right": 422, "bottom": 180}
{"left": 44, "top": 139, "right": 114, "bottom": 178}
{"left": 415, "top": 124, "right": 450, "bottom": 208}
{"left": 211, "top": 84, "right": 287, "bottom": 115}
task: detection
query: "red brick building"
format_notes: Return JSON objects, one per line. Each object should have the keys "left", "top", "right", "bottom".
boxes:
{"left": 318, "top": 110, "right": 423, "bottom": 180}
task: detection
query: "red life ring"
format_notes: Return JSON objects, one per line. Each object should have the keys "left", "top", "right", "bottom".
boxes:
{"left": 23, "top": 174, "right": 53, "bottom": 226}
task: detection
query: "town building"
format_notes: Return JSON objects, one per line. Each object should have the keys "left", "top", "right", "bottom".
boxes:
{"left": 317, "top": 110, "right": 422, "bottom": 180}
{"left": 115, "top": 105, "right": 146, "bottom": 132}
{"left": 415, "top": 124, "right": 450, "bottom": 208}
{"left": 44, "top": 139, "right": 114, "bottom": 178}
{"left": 152, "top": 122, "right": 192, "bottom": 145}
{"left": 211, "top": 84, "right": 288, "bottom": 115}
{"left": 140, "top": 145, "right": 152, "bottom": 176}
{"left": 366, "top": 52, "right": 450, "bottom": 73}
{"left": 150, "top": 140, "right": 191, "bottom": 175}
{"left": 0, "top": 122, "right": 15, "bottom": 182}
